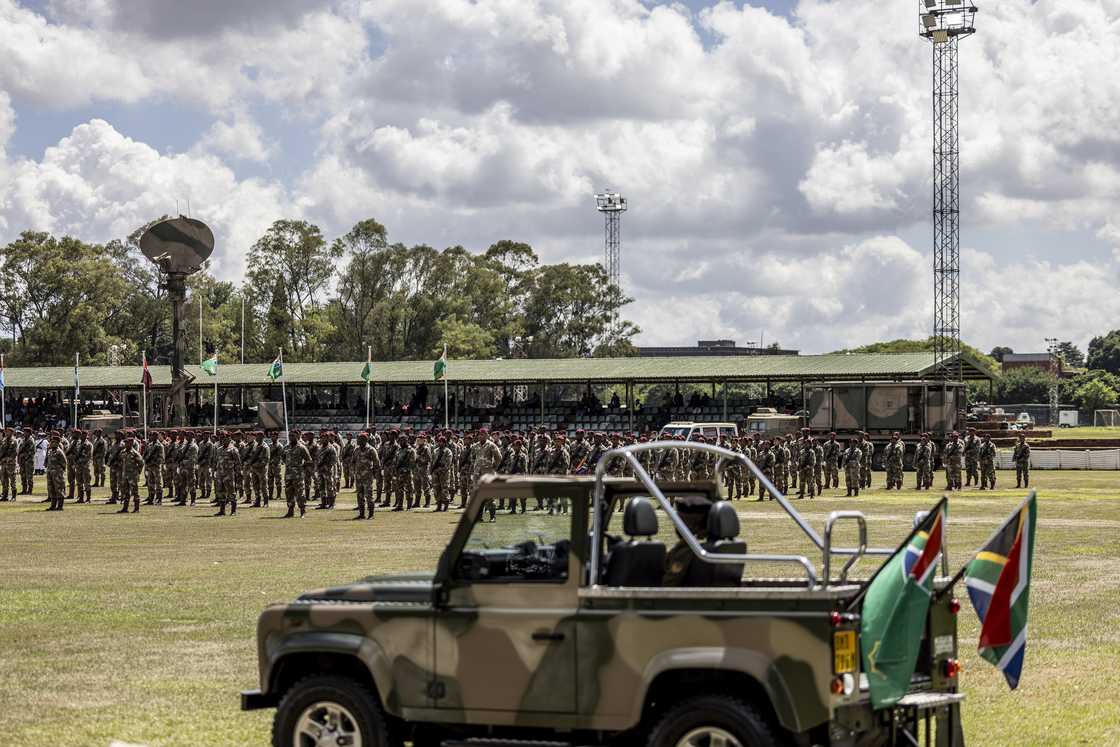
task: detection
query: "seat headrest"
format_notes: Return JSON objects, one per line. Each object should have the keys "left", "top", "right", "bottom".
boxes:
{"left": 623, "top": 497, "right": 659, "bottom": 537}
{"left": 707, "top": 501, "right": 740, "bottom": 540}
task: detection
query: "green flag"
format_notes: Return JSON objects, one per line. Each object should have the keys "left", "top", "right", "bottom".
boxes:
{"left": 201, "top": 355, "right": 218, "bottom": 376}
{"left": 360, "top": 360, "right": 372, "bottom": 383}
{"left": 266, "top": 354, "right": 283, "bottom": 381}
{"left": 433, "top": 346, "right": 447, "bottom": 381}
{"left": 860, "top": 499, "right": 947, "bottom": 709}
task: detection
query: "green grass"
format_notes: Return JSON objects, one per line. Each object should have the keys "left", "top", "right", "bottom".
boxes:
{"left": 1035, "top": 425, "right": 1120, "bottom": 441}
{"left": 1, "top": 471, "right": 1117, "bottom": 746}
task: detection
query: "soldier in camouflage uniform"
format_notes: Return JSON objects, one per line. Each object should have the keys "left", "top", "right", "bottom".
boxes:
{"left": 117, "top": 435, "right": 144, "bottom": 514}
{"left": 283, "top": 430, "right": 312, "bottom": 518}
{"left": 177, "top": 431, "right": 199, "bottom": 505}
{"left": 569, "top": 430, "right": 592, "bottom": 474}
{"left": 196, "top": 432, "right": 214, "bottom": 502}
{"left": 796, "top": 436, "right": 816, "bottom": 498}
{"left": 505, "top": 438, "right": 530, "bottom": 513}
{"left": 859, "top": 433, "right": 873, "bottom": 489}
{"left": 163, "top": 432, "right": 179, "bottom": 503}
{"left": 842, "top": 438, "right": 862, "bottom": 497}
{"left": 756, "top": 440, "right": 774, "bottom": 501}
{"left": 925, "top": 435, "right": 939, "bottom": 489}
{"left": 250, "top": 431, "right": 270, "bottom": 507}
{"left": 314, "top": 431, "right": 340, "bottom": 509}
{"left": 18, "top": 428, "right": 35, "bottom": 494}
{"left": 431, "top": 435, "right": 454, "bottom": 512}
{"left": 71, "top": 430, "right": 93, "bottom": 503}
{"left": 788, "top": 435, "right": 800, "bottom": 490}
{"left": 377, "top": 430, "right": 397, "bottom": 507}
{"left": 64, "top": 430, "right": 78, "bottom": 500}
{"left": 473, "top": 429, "right": 504, "bottom": 520}
{"left": 963, "top": 427, "right": 980, "bottom": 487}
{"left": 978, "top": 434, "right": 997, "bottom": 490}
{"left": 267, "top": 432, "right": 283, "bottom": 504}
{"left": 1013, "top": 434, "right": 1031, "bottom": 488}
{"left": 773, "top": 438, "right": 789, "bottom": 494}
{"left": 884, "top": 432, "right": 905, "bottom": 490}
{"left": 46, "top": 433, "right": 68, "bottom": 511}
{"left": 213, "top": 432, "right": 242, "bottom": 516}
{"left": 91, "top": 428, "right": 107, "bottom": 487}
{"left": 392, "top": 434, "right": 417, "bottom": 511}
{"left": 914, "top": 434, "right": 933, "bottom": 490}
{"left": 823, "top": 433, "right": 840, "bottom": 490}
{"left": 352, "top": 432, "right": 379, "bottom": 520}
{"left": 414, "top": 433, "right": 433, "bottom": 508}
{"left": 340, "top": 433, "right": 356, "bottom": 490}
{"left": 302, "top": 432, "right": 318, "bottom": 505}
{"left": 143, "top": 431, "right": 165, "bottom": 504}
{"left": 458, "top": 433, "right": 475, "bottom": 509}
{"left": 107, "top": 431, "right": 125, "bottom": 504}
{"left": 943, "top": 431, "right": 963, "bottom": 491}
{"left": 238, "top": 433, "right": 255, "bottom": 504}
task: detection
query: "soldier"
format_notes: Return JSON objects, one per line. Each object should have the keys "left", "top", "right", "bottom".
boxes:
{"left": 239, "top": 432, "right": 256, "bottom": 504}
{"left": 473, "top": 430, "right": 504, "bottom": 520}
{"left": 143, "top": 431, "right": 165, "bottom": 504}
{"left": 505, "top": 438, "right": 530, "bottom": 513}
{"left": 943, "top": 431, "right": 964, "bottom": 491}
{"left": 283, "top": 430, "right": 312, "bottom": 518}
{"left": 18, "top": 427, "right": 36, "bottom": 494}
{"left": 656, "top": 436, "right": 679, "bottom": 484}
{"left": 352, "top": 432, "right": 380, "bottom": 519}
{"left": 1013, "top": 433, "right": 1031, "bottom": 488}
{"left": 251, "top": 431, "right": 271, "bottom": 507}
{"left": 842, "top": 438, "right": 863, "bottom": 497}
{"left": 663, "top": 495, "right": 711, "bottom": 586}
{"left": 978, "top": 434, "right": 997, "bottom": 490}
{"left": 196, "top": 431, "right": 214, "bottom": 502}
{"left": 823, "top": 432, "right": 841, "bottom": 489}
{"left": 774, "top": 437, "right": 790, "bottom": 494}
{"left": 377, "top": 430, "right": 398, "bottom": 507}
{"left": 117, "top": 434, "right": 144, "bottom": 514}
{"left": 859, "top": 433, "right": 874, "bottom": 489}
{"left": 788, "top": 434, "right": 801, "bottom": 490}
{"left": 107, "top": 431, "right": 125, "bottom": 504}
{"left": 340, "top": 433, "right": 356, "bottom": 490}
{"left": 813, "top": 436, "right": 825, "bottom": 495}
{"left": 756, "top": 439, "right": 775, "bottom": 502}
{"left": 392, "top": 434, "right": 417, "bottom": 511}
{"left": 72, "top": 429, "right": 93, "bottom": 503}
{"left": 315, "top": 431, "right": 340, "bottom": 509}
{"left": 302, "top": 431, "right": 318, "bottom": 505}
{"left": 213, "top": 432, "right": 242, "bottom": 516}
{"left": 90, "top": 428, "right": 107, "bottom": 487}
{"left": 689, "top": 435, "right": 710, "bottom": 482}
{"left": 414, "top": 433, "right": 433, "bottom": 508}
{"left": 914, "top": 434, "right": 933, "bottom": 490}
{"left": 925, "top": 434, "right": 940, "bottom": 490}
{"left": 430, "top": 436, "right": 454, "bottom": 512}
{"left": 963, "top": 427, "right": 980, "bottom": 487}
{"left": 458, "top": 432, "right": 476, "bottom": 509}
{"left": 796, "top": 435, "right": 816, "bottom": 499}
{"left": 45, "top": 433, "right": 68, "bottom": 511}
{"left": 266, "top": 432, "right": 283, "bottom": 504}
{"left": 64, "top": 429, "right": 78, "bottom": 500}
{"left": 163, "top": 432, "right": 179, "bottom": 503}
{"left": 884, "top": 432, "right": 905, "bottom": 490}
{"left": 177, "top": 431, "right": 199, "bottom": 506}
{"left": 569, "top": 430, "right": 592, "bottom": 474}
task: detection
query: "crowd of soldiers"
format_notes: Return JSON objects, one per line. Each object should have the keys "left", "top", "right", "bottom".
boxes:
{"left": 0, "top": 423, "right": 1033, "bottom": 517}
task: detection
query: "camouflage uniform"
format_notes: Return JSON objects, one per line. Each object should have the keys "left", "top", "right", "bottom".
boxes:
{"left": 431, "top": 439, "right": 455, "bottom": 512}
{"left": 943, "top": 435, "right": 963, "bottom": 490}
{"left": 504, "top": 443, "right": 530, "bottom": 513}
{"left": 1013, "top": 437, "right": 1031, "bottom": 488}
{"left": 352, "top": 435, "right": 380, "bottom": 519}
{"left": 91, "top": 431, "right": 107, "bottom": 487}
{"left": 213, "top": 436, "right": 242, "bottom": 516}
{"left": 546, "top": 439, "right": 571, "bottom": 516}
{"left": 756, "top": 444, "right": 774, "bottom": 501}
{"left": 796, "top": 439, "right": 816, "bottom": 498}
{"left": 316, "top": 434, "right": 340, "bottom": 509}
{"left": 251, "top": 435, "right": 270, "bottom": 507}
{"left": 177, "top": 435, "right": 199, "bottom": 505}
{"left": 107, "top": 434, "right": 125, "bottom": 503}
{"left": 655, "top": 441, "right": 679, "bottom": 483}
{"left": 392, "top": 437, "right": 417, "bottom": 510}
{"left": 267, "top": 435, "right": 283, "bottom": 503}
{"left": 978, "top": 438, "right": 997, "bottom": 490}
{"left": 772, "top": 442, "right": 788, "bottom": 494}
{"left": 143, "top": 434, "right": 165, "bottom": 503}
{"left": 473, "top": 433, "right": 504, "bottom": 520}
{"left": 883, "top": 437, "right": 905, "bottom": 490}
{"left": 378, "top": 434, "right": 398, "bottom": 507}
{"left": 46, "top": 437, "right": 68, "bottom": 511}
{"left": 414, "top": 436, "right": 433, "bottom": 508}
{"left": 239, "top": 436, "right": 255, "bottom": 502}
{"left": 788, "top": 438, "right": 800, "bottom": 489}
{"left": 823, "top": 436, "right": 841, "bottom": 489}
{"left": 457, "top": 436, "right": 475, "bottom": 509}
{"left": 283, "top": 434, "right": 312, "bottom": 518}
{"left": 18, "top": 430, "right": 36, "bottom": 494}
{"left": 197, "top": 434, "right": 214, "bottom": 501}
{"left": 340, "top": 435, "right": 356, "bottom": 490}
{"left": 72, "top": 433, "right": 92, "bottom": 503}
{"left": 117, "top": 439, "right": 144, "bottom": 513}
{"left": 914, "top": 437, "right": 933, "bottom": 490}
{"left": 859, "top": 437, "right": 873, "bottom": 488}
{"left": 963, "top": 431, "right": 980, "bottom": 487}
{"left": 303, "top": 436, "right": 318, "bottom": 504}
{"left": 163, "top": 436, "right": 178, "bottom": 502}
{"left": 842, "top": 442, "right": 862, "bottom": 496}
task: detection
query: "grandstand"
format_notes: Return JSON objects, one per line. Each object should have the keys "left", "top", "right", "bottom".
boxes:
{"left": 0, "top": 351, "right": 994, "bottom": 434}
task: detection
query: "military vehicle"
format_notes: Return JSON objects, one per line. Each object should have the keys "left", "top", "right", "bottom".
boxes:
{"left": 744, "top": 407, "right": 802, "bottom": 438}
{"left": 807, "top": 382, "right": 962, "bottom": 441}
{"left": 242, "top": 442, "right": 965, "bottom": 747}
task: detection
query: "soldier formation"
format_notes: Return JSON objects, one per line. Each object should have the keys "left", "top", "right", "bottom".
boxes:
{"left": 0, "top": 423, "right": 1034, "bottom": 516}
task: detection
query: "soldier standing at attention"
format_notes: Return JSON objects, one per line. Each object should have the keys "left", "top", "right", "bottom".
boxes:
{"left": 315, "top": 431, "right": 339, "bottom": 509}
{"left": 788, "top": 434, "right": 801, "bottom": 490}
{"left": 340, "top": 433, "right": 355, "bottom": 490}
{"left": 46, "top": 433, "right": 68, "bottom": 511}
{"left": 458, "top": 432, "right": 476, "bottom": 509}
{"left": 352, "top": 432, "right": 379, "bottom": 520}
{"left": 266, "top": 432, "right": 283, "bottom": 504}
{"left": 72, "top": 429, "right": 93, "bottom": 503}
{"left": 978, "top": 434, "right": 997, "bottom": 490}
{"left": 377, "top": 430, "right": 397, "bottom": 507}
{"left": 390, "top": 434, "right": 416, "bottom": 511}
{"left": 251, "top": 431, "right": 271, "bottom": 507}
{"left": 943, "top": 431, "right": 964, "bottom": 491}
{"left": 842, "top": 438, "right": 863, "bottom": 497}
{"left": 107, "top": 431, "right": 125, "bottom": 504}
{"left": 302, "top": 432, "right": 319, "bottom": 505}
{"left": 17, "top": 427, "right": 35, "bottom": 495}
{"left": 914, "top": 434, "right": 933, "bottom": 490}
{"left": 884, "top": 432, "right": 905, "bottom": 490}
{"left": 963, "top": 427, "right": 980, "bottom": 487}
{"left": 143, "top": 431, "right": 165, "bottom": 504}
{"left": 925, "top": 434, "right": 939, "bottom": 489}
{"left": 238, "top": 433, "right": 255, "bottom": 504}
{"left": 813, "top": 436, "right": 825, "bottom": 495}
{"left": 430, "top": 436, "right": 454, "bottom": 512}
{"left": 472, "top": 429, "right": 503, "bottom": 520}
{"left": 823, "top": 433, "right": 841, "bottom": 489}
{"left": 796, "top": 436, "right": 816, "bottom": 499}
{"left": 163, "top": 432, "right": 179, "bottom": 503}
{"left": 505, "top": 438, "right": 529, "bottom": 513}
{"left": 118, "top": 434, "right": 144, "bottom": 514}
{"left": 1013, "top": 434, "right": 1031, "bottom": 488}
{"left": 90, "top": 429, "right": 107, "bottom": 487}
{"left": 178, "top": 431, "right": 199, "bottom": 506}
{"left": 214, "top": 432, "right": 242, "bottom": 516}
{"left": 64, "top": 429, "right": 78, "bottom": 500}
{"left": 414, "top": 433, "right": 434, "bottom": 508}
{"left": 859, "top": 433, "right": 873, "bottom": 489}
{"left": 282, "top": 430, "right": 311, "bottom": 518}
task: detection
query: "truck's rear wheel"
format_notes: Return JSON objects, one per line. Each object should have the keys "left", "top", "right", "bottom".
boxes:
{"left": 272, "top": 674, "right": 394, "bottom": 747}
{"left": 647, "top": 695, "right": 777, "bottom": 747}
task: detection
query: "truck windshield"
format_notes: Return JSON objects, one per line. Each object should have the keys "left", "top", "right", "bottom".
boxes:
{"left": 454, "top": 504, "right": 572, "bottom": 583}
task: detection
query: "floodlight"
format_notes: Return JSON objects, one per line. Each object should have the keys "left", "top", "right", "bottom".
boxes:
{"left": 932, "top": 29, "right": 949, "bottom": 43}
{"left": 924, "top": 0, "right": 938, "bottom": 7}
{"left": 922, "top": 13, "right": 938, "bottom": 28}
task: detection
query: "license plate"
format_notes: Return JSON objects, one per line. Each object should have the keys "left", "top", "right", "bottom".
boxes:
{"left": 833, "top": 630, "right": 857, "bottom": 673}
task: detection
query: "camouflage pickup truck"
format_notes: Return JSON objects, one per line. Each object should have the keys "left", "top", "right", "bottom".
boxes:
{"left": 243, "top": 442, "right": 966, "bottom": 747}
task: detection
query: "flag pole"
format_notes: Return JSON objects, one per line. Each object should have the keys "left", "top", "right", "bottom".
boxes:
{"left": 280, "top": 349, "right": 289, "bottom": 444}
{"left": 443, "top": 344, "right": 449, "bottom": 430}
{"left": 1, "top": 353, "right": 6, "bottom": 428}
{"left": 365, "top": 345, "right": 371, "bottom": 430}
{"left": 213, "top": 353, "right": 219, "bottom": 435}
{"left": 74, "top": 351, "right": 80, "bottom": 428}
{"left": 934, "top": 491, "right": 1036, "bottom": 599}
{"left": 142, "top": 350, "right": 148, "bottom": 439}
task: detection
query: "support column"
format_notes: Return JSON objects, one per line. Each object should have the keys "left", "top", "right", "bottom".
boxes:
{"left": 722, "top": 382, "right": 728, "bottom": 421}
{"left": 626, "top": 382, "right": 634, "bottom": 433}
{"left": 540, "top": 382, "right": 546, "bottom": 427}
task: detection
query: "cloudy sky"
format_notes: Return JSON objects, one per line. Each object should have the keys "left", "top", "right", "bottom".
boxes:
{"left": 1, "top": 0, "right": 1117, "bottom": 354}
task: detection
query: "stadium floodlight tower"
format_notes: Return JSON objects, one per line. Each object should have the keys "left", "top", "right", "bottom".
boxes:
{"left": 920, "top": 0, "right": 976, "bottom": 382}
{"left": 595, "top": 190, "right": 627, "bottom": 332}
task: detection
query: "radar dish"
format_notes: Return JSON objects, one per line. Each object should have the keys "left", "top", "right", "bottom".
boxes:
{"left": 139, "top": 216, "right": 214, "bottom": 275}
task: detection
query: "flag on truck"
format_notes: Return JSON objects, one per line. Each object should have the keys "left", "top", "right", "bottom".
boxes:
{"left": 964, "top": 492, "right": 1036, "bottom": 690}
{"left": 860, "top": 498, "right": 947, "bottom": 709}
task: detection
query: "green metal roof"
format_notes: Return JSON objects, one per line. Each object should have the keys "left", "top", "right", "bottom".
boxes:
{"left": 0, "top": 352, "right": 993, "bottom": 390}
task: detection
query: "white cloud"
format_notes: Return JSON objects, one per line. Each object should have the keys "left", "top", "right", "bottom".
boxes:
{"left": 195, "top": 113, "right": 274, "bottom": 163}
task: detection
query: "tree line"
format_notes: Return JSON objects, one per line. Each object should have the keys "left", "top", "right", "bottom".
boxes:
{"left": 0, "top": 218, "right": 640, "bottom": 369}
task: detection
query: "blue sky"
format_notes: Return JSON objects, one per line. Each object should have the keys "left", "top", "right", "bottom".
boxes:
{"left": 2, "top": 0, "right": 1118, "bottom": 354}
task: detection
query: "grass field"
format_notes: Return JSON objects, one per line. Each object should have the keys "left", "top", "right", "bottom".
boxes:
{"left": 1036, "top": 425, "right": 1120, "bottom": 441}
{"left": 1, "top": 470, "right": 1117, "bottom": 747}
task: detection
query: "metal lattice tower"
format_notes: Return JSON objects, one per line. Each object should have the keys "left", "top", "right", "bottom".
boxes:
{"left": 920, "top": 2, "right": 976, "bottom": 380}
{"left": 595, "top": 190, "right": 627, "bottom": 331}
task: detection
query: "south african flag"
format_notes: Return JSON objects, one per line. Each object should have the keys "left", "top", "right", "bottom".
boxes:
{"left": 964, "top": 492, "right": 1037, "bottom": 690}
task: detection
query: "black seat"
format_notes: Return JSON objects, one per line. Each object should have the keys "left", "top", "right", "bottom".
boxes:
{"left": 683, "top": 501, "right": 746, "bottom": 587}
{"left": 604, "top": 498, "right": 666, "bottom": 587}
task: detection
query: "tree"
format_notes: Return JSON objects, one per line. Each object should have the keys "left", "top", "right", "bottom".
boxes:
{"left": 1087, "top": 331, "right": 1120, "bottom": 374}
{"left": 990, "top": 346, "right": 1013, "bottom": 363}
{"left": 835, "top": 338, "right": 998, "bottom": 373}
{"left": 1054, "top": 341, "right": 1084, "bottom": 368}
{"left": 994, "top": 367, "right": 1057, "bottom": 405}
{"left": 1074, "top": 377, "right": 1118, "bottom": 414}
{"left": 523, "top": 263, "right": 638, "bottom": 358}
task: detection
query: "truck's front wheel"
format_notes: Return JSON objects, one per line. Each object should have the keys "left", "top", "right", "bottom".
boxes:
{"left": 273, "top": 674, "right": 394, "bottom": 747}
{"left": 647, "top": 695, "right": 777, "bottom": 747}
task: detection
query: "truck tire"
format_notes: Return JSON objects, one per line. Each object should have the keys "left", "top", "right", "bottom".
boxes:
{"left": 272, "top": 674, "right": 396, "bottom": 747}
{"left": 646, "top": 694, "right": 778, "bottom": 747}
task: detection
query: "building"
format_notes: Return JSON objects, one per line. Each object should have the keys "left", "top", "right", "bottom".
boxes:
{"left": 1001, "top": 353, "right": 1072, "bottom": 378}
{"left": 637, "top": 339, "right": 799, "bottom": 357}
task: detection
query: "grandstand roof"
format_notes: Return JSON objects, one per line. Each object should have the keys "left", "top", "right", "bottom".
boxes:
{"left": 0, "top": 351, "right": 993, "bottom": 389}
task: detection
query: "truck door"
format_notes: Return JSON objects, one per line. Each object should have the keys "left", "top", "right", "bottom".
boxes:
{"left": 433, "top": 487, "right": 580, "bottom": 714}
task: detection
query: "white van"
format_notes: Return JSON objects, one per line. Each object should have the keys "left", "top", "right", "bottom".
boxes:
{"left": 658, "top": 421, "right": 739, "bottom": 442}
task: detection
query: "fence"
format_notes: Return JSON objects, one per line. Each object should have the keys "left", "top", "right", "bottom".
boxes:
{"left": 995, "top": 448, "right": 1120, "bottom": 470}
